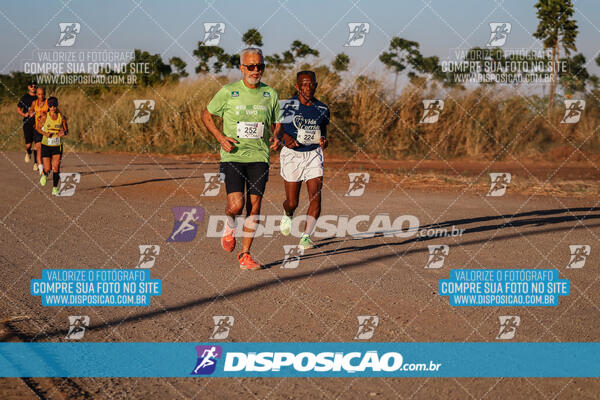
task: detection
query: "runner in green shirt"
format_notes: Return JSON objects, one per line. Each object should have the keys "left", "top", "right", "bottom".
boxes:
{"left": 201, "top": 47, "right": 282, "bottom": 271}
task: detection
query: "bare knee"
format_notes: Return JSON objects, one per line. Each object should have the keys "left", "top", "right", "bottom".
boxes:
{"left": 285, "top": 198, "right": 299, "bottom": 212}
{"left": 227, "top": 198, "right": 244, "bottom": 216}
{"left": 249, "top": 199, "right": 262, "bottom": 216}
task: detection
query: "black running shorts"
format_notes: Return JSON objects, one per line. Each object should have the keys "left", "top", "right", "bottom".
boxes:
{"left": 33, "top": 130, "right": 43, "bottom": 143}
{"left": 220, "top": 162, "right": 269, "bottom": 196}
{"left": 41, "top": 144, "right": 63, "bottom": 158}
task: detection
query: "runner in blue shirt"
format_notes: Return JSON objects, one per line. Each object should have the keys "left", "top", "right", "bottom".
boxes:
{"left": 278, "top": 70, "right": 330, "bottom": 249}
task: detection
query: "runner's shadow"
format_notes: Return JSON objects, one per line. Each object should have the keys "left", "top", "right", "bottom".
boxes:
{"left": 314, "top": 207, "right": 600, "bottom": 248}
{"left": 20, "top": 219, "right": 600, "bottom": 341}
{"left": 93, "top": 176, "right": 203, "bottom": 189}
{"left": 79, "top": 166, "right": 217, "bottom": 177}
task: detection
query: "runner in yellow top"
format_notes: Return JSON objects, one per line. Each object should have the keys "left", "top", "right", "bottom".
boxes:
{"left": 31, "top": 86, "right": 49, "bottom": 175}
{"left": 36, "top": 97, "right": 68, "bottom": 195}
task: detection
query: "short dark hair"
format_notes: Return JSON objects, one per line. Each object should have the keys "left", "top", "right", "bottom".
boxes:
{"left": 296, "top": 70, "right": 316, "bottom": 83}
{"left": 47, "top": 97, "right": 58, "bottom": 107}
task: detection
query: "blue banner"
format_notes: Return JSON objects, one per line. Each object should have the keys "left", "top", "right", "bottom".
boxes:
{"left": 30, "top": 269, "right": 162, "bottom": 306}
{"left": 0, "top": 343, "right": 598, "bottom": 377}
{"left": 439, "top": 269, "right": 570, "bottom": 306}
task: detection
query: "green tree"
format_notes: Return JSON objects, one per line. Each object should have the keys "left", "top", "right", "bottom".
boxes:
{"left": 126, "top": 49, "right": 173, "bottom": 86}
{"left": 379, "top": 37, "right": 421, "bottom": 94}
{"left": 332, "top": 53, "right": 350, "bottom": 72}
{"left": 559, "top": 53, "right": 589, "bottom": 95}
{"left": 242, "top": 28, "right": 263, "bottom": 47}
{"left": 264, "top": 52, "right": 294, "bottom": 69}
{"left": 169, "top": 57, "right": 188, "bottom": 78}
{"left": 266, "top": 40, "right": 319, "bottom": 69}
{"left": 533, "top": 0, "right": 578, "bottom": 116}
{"left": 290, "top": 40, "right": 319, "bottom": 59}
{"left": 193, "top": 42, "right": 233, "bottom": 73}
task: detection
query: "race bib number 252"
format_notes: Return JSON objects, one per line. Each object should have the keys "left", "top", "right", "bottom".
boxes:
{"left": 237, "top": 121, "right": 264, "bottom": 139}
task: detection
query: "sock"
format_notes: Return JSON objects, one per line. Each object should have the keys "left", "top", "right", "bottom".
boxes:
{"left": 32, "top": 149, "right": 37, "bottom": 162}
{"left": 53, "top": 171, "right": 60, "bottom": 187}
{"left": 26, "top": 148, "right": 32, "bottom": 155}
{"left": 226, "top": 216, "right": 236, "bottom": 229}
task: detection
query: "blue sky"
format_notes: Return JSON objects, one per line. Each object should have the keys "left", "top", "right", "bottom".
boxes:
{"left": 1, "top": 0, "right": 599, "bottom": 77}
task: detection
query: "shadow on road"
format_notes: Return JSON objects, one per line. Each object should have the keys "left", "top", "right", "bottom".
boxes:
{"left": 19, "top": 207, "right": 599, "bottom": 340}
{"left": 313, "top": 207, "right": 600, "bottom": 249}
{"left": 90, "top": 176, "right": 204, "bottom": 189}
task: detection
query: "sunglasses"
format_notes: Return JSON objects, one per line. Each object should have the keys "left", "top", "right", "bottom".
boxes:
{"left": 242, "top": 63, "right": 265, "bottom": 72}
{"left": 48, "top": 104, "right": 58, "bottom": 108}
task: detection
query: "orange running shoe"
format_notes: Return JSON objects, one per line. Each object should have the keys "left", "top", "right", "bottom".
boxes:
{"left": 238, "top": 252, "right": 261, "bottom": 271}
{"left": 221, "top": 225, "right": 235, "bottom": 252}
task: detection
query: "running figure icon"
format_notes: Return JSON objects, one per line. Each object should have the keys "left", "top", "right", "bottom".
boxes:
{"left": 193, "top": 346, "right": 218, "bottom": 373}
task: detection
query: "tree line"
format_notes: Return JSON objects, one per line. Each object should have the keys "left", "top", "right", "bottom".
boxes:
{"left": 1, "top": 0, "right": 597, "bottom": 118}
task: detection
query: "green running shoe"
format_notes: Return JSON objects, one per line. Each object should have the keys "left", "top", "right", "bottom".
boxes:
{"left": 299, "top": 234, "right": 314, "bottom": 249}
{"left": 280, "top": 214, "right": 292, "bottom": 236}
{"left": 52, "top": 187, "right": 59, "bottom": 196}
{"left": 40, "top": 174, "right": 47, "bottom": 186}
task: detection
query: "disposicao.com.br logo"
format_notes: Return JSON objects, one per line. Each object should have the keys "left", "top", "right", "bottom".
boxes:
{"left": 205, "top": 214, "right": 465, "bottom": 239}
{"left": 194, "top": 348, "right": 441, "bottom": 375}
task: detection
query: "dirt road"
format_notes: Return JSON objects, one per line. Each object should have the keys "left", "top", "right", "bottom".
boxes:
{"left": 1, "top": 151, "right": 599, "bottom": 399}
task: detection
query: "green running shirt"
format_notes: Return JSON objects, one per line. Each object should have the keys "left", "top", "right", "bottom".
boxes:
{"left": 207, "top": 80, "right": 281, "bottom": 163}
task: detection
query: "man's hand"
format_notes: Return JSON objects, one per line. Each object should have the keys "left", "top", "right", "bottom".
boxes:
{"left": 58, "top": 129, "right": 65, "bottom": 137}
{"left": 27, "top": 108, "right": 35, "bottom": 117}
{"left": 283, "top": 132, "right": 300, "bottom": 149}
{"left": 320, "top": 137, "right": 328, "bottom": 150}
{"left": 269, "top": 136, "right": 282, "bottom": 151}
{"left": 218, "top": 135, "right": 238, "bottom": 152}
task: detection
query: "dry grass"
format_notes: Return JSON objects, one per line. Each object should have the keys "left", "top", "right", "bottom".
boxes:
{"left": 1, "top": 69, "right": 599, "bottom": 160}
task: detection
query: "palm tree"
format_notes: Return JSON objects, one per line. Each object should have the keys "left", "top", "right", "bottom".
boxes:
{"left": 533, "top": 0, "right": 578, "bottom": 117}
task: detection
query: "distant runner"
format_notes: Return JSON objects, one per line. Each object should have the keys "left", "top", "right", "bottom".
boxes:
{"left": 201, "top": 47, "right": 282, "bottom": 270}
{"left": 31, "top": 86, "right": 49, "bottom": 174}
{"left": 16, "top": 81, "right": 37, "bottom": 165}
{"left": 36, "top": 97, "right": 68, "bottom": 195}
{"left": 279, "top": 71, "right": 329, "bottom": 249}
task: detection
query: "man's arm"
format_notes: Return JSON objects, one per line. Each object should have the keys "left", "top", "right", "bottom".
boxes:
{"left": 59, "top": 115, "right": 68, "bottom": 137}
{"left": 16, "top": 106, "right": 28, "bottom": 118}
{"left": 201, "top": 108, "right": 238, "bottom": 152}
{"left": 16, "top": 97, "right": 29, "bottom": 117}
{"left": 319, "top": 119, "right": 328, "bottom": 149}
{"left": 36, "top": 120, "right": 47, "bottom": 137}
{"left": 269, "top": 123, "right": 283, "bottom": 150}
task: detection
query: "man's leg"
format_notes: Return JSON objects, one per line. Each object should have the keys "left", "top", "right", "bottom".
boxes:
{"left": 298, "top": 149, "right": 324, "bottom": 249}
{"left": 304, "top": 176, "right": 323, "bottom": 235}
{"left": 241, "top": 194, "right": 262, "bottom": 253}
{"left": 222, "top": 191, "right": 243, "bottom": 251}
{"left": 237, "top": 162, "right": 269, "bottom": 270}
{"left": 283, "top": 181, "right": 301, "bottom": 217}
{"left": 51, "top": 153, "right": 61, "bottom": 194}
{"left": 221, "top": 162, "right": 246, "bottom": 252}
{"left": 40, "top": 147, "right": 51, "bottom": 186}
{"left": 35, "top": 141, "right": 42, "bottom": 170}
{"left": 226, "top": 192, "right": 245, "bottom": 221}
{"left": 241, "top": 161, "right": 269, "bottom": 253}
{"left": 23, "top": 125, "right": 33, "bottom": 162}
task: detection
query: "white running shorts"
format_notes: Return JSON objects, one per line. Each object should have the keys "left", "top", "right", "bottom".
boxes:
{"left": 280, "top": 146, "right": 324, "bottom": 182}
